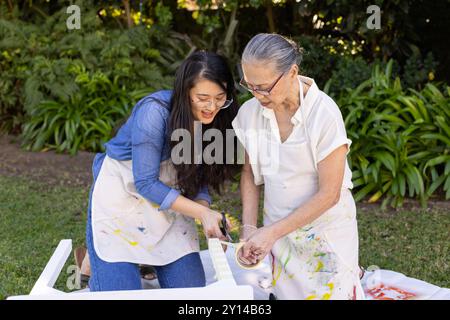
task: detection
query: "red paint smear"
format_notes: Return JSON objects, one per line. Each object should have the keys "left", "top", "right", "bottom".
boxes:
{"left": 270, "top": 251, "right": 276, "bottom": 280}
{"left": 352, "top": 285, "right": 357, "bottom": 300}
{"left": 365, "top": 284, "right": 416, "bottom": 300}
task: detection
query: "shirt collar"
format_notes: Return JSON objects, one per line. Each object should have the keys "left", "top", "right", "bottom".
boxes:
{"left": 291, "top": 75, "right": 319, "bottom": 126}
{"left": 260, "top": 75, "right": 319, "bottom": 125}
{"left": 261, "top": 105, "right": 273, "bottom": 119}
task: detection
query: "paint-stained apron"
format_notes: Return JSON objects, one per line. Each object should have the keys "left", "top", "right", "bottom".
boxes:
{"left": 90, "top": 156, "right": 200, "bottom": 265}
{"left": 262, "top": 79, "right": 365, "bottom": 300}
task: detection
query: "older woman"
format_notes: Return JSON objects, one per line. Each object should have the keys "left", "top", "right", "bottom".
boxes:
{"left": 232, "top": 33, "right": 365, "bottom": 300}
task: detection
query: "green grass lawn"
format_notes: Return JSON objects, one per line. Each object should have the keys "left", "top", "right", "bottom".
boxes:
{"left": 0, "top": 175, "right": 448, "bottom": 299}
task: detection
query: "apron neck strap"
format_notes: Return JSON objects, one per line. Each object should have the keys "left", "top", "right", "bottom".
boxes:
{"left": 298, "top": 76, "right": 319, "bottom": 173}
{"left": 298, "top": 76, "right": 304, "bottom": 108}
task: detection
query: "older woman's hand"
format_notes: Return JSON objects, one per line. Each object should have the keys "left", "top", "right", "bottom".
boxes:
{"left": 239, "top": 226, "right": 278, "bottom": 265}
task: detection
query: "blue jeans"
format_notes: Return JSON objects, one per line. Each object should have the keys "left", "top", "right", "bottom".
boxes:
{"left": 85, "top": 184, "right": 206, "bottom": 291}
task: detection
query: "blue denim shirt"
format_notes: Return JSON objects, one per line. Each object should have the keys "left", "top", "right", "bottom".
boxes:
{"left": 101, "top": 90, "right": 211, "bottom": 210}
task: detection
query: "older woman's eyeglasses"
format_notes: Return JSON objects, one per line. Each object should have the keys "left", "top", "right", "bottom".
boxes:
{"left": 239, "top": 72, "right": 285, "bottom": 96}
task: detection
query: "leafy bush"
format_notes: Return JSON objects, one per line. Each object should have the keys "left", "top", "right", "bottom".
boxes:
{"left": 1, "top": 1, "right": 448, "bottom": 207}
{"left": 294, "top": 35, "right": 343, "bottom": 89}
{"left": 21, "top": 61, "right": 149, "bottom": 154}
{"left": 0, "top": 19, "right": 33, "bottom": 134}
{"left": 402, "top": 51, "right": 438, "bottom": 90}
{"left": 295, "top": 36, "right": 438, "bottom": 96}
{"left": 324, "top": 56, "right": 374, "bottom": 96}
{"left": 337, "top": 60, "right": 450, "bottom": 208}
{"left": 0, "top": 5, "right": 196, "bottom": 153}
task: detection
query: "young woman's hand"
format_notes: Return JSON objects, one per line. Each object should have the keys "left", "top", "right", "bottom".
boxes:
{"left": 199, "top": 209, "right": 231, "bottom": 241}
{"left": 170, "top": 196, "right": 231, "bottom": 244}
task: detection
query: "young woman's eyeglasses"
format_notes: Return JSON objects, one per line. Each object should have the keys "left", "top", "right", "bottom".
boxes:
{"left": 191, "top": 97, "right": 233, "bottom": 110}
{"left": 239, "top": 72, "right": 284, "bottom": 96}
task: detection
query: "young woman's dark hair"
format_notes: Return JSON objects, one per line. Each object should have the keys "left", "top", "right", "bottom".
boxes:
{"left": 169, "top": 51, "right": 240, "bottom": 199}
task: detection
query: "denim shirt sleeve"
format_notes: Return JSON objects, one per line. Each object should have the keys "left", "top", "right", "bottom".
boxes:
{"left": 194, "top": 184, "right": 211, "bottom": 206}
{"left": 131, "top": 100, "right": 180, "bottom": 210}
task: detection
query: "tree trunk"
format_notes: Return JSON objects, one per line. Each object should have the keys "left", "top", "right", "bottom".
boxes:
{"left": 223, "top": 6, "right": 239, "bottom": 58}
{"left": 123, "top": 0, "right": 133, "bottom": 28}
{"left": 266, "top": 1, "right": 275, "bottom": 33}
{"left": 7, "top": 0, "right": 13, "bottom": 13}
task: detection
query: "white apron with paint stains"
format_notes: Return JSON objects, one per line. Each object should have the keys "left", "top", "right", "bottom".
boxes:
{"left": 90, "top": 157, "right": 199, "bottom": 265}
{"left": 232, "top": 75, "right": 365, "bottom": 300}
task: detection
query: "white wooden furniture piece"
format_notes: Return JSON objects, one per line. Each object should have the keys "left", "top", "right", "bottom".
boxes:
{"left": 7, "top": 239, "right": 254, "bottom": 300}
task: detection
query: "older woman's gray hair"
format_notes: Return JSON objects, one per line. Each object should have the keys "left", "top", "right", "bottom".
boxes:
{"left": 241, "top": 33, "right": 303, "bottom": 73}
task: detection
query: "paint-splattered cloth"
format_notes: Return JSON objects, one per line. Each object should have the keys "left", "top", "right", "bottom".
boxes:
{"left": 90, "top": 155, "right": 200, "bottom": 265}
{"left": 196, "top": 249, "right": 450, "bottom": 300}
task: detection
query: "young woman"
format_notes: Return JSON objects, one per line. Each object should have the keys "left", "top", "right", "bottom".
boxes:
{"left": 85, "top": 51, "right": 239, "bottom": 291}
{"left": 233, "top": 34, "right": 365, "bottom": 300}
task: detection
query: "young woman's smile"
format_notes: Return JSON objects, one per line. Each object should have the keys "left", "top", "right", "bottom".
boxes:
{"left": 190, "top": 78, "right": 227, "bottom": 124}
{"left": 200, "top": 110, "right": 215, "bottom": 119}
